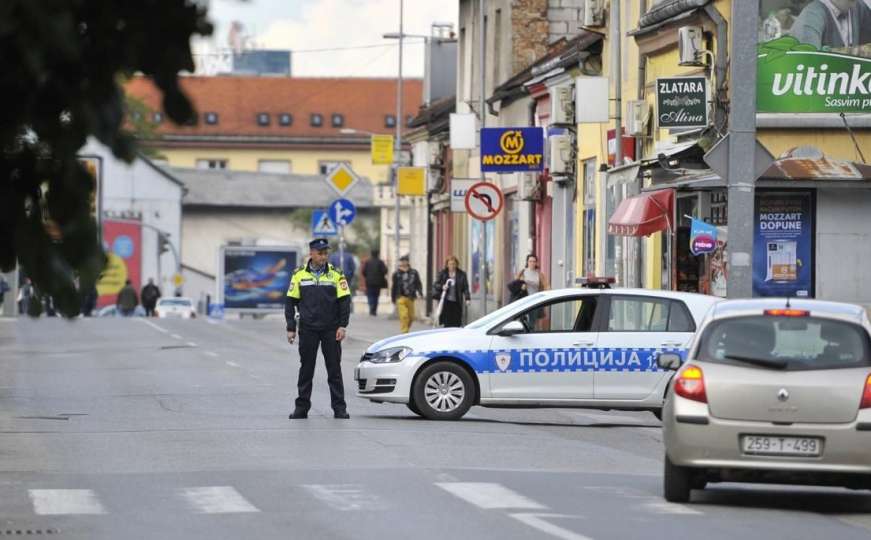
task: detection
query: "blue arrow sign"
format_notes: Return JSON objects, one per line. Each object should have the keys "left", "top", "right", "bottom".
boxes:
{"left": 311, "top": 209, "right": 338, "bottom": 236}
{"left": 328, "top": 198, "right": 357, "bottom": 227}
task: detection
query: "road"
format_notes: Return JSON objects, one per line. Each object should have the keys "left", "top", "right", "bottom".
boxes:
{"left": 0, "top": 313, "right": 869, "bottom": 539}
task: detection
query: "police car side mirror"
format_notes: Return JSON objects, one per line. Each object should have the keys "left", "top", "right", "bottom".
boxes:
{"left": 497, "top": 320, "right": 526, "bottom": 337}
{"left": 657, "top": 352, "right": 682, "bottom": 371}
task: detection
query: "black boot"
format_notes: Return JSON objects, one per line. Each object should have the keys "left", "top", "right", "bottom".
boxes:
{"left": 289, "top": 408, "right": 308, "bottom": 419}
{"left": 333, "top": 410, "right": 350, "bottom": 419}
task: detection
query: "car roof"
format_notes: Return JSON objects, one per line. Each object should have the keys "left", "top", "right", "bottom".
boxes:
{"left": 711, "top": 298, "right": 867, "bottom": 323}
{"left": 538, "top": 287, "right": 721, "bottom": 316}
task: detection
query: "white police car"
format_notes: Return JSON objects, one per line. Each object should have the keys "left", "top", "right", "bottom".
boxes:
{"left": 355, "top": 288, "right": 721, "bottom": 420}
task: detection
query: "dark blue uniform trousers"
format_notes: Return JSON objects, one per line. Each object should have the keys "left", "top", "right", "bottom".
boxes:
{"left": 295, "top": 326, "right": 347, "bottom": 413}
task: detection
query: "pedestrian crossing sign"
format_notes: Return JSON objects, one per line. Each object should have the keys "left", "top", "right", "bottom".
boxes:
{"left": 311, "top": 209, "right": 338, "bottom": 236}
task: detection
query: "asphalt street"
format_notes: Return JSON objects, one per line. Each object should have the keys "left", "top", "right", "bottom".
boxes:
{"left": 0, "top": 311, "right": 870, "bottom": 539}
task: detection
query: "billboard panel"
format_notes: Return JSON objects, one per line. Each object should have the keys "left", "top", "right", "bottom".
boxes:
{"left": 758, "top": 1, "right": 871, "bottom": 113}
{"left": 97, "top": 219, "right": 142, "bottom": 308}
{"left": 480, "top": 127, "right": 544, "bottom": 173}
{"left": 219, "top": 246, "right": 299, "bottom": 311}
{"left": 752, "top": 191, "right": 814, "bottom": 298}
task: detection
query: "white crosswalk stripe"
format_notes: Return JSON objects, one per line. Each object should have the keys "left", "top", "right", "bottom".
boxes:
{"left": 302, "top": 484, "right": 389, "bottom": 511}
{"left": 436, "top": 482, "right": 547, "bottom": 510}
{"left": 179, "top": 486, "right": 260, "bottom": 514}
{"left": 28, "top": 489, "right": 107, "bottom": 515}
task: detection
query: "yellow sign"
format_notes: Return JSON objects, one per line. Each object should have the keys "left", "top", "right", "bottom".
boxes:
{"left": 173, "top": 273, "right": 184, "bottom": 288}
{"left": 325, "top": 163, "right": 359, "bottom": 196}
{"left": 96, "top": 252, "right": 128, "bottom": 297}
{"left": 499, "top": 131, "right": 525, "bottom": 154}
{"left": 397, "top": 167, "right": 426, "bottom": 196}
{"left": 370, "top": 134, "right": 394, "bottom": 165}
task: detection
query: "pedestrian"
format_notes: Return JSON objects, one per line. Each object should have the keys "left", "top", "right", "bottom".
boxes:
{"left": 361, "top": 249, "right": 388, "bottom": 316}
{"left": 518, "top": 254, "right": 548, "bottom": 330}
{"left": 391, "top": 255, "right": 422, "bottom": 334}
{"left": 285, "top": 238, "right": 351, "bottom": 420}
{"left": 141, "top": 278, "right": 161, "bottom": 317}
{"left": 0, "top": 275, "right": 9, "bottom": 315}
{"left": 329, "top": 249, "right": 356, "bottom": 283}
{"left": 432, "top": 256, "right": 470, "bottom": 328}
{"left": 116, "top": 279, "right": 138, "bottom": 317}
{"left": 17, "top": 278, "right": 33, "bottom": 315}
{"left": 80, "top": 284, "right": 97, "bottom": 317}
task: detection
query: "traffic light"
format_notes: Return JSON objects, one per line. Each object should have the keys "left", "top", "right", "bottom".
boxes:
{"left": 158, "top": 233, "right": 170, "bottom": 254}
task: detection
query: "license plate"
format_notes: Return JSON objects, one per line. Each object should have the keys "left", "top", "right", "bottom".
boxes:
{"left": 741, "top": 435, "right": 822, "bottom": 457}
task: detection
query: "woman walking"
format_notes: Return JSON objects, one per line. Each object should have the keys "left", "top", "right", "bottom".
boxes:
{"left": 518, "top": 254, "right": 548, "bottom": 330}
{"left": 432, "top": 256, "right": 470, "bottom": 328}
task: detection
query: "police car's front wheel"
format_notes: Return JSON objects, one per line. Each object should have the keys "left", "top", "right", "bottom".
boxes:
{"left": 413, "top": 362, "right": 474, "bottom": 420}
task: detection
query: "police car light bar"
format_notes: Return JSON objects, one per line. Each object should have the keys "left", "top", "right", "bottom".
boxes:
{"left": 578, "top": 275, "right": 615, "bottom": 289}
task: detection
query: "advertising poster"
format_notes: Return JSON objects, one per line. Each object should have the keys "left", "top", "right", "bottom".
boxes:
{"left": 470, "top": 220, "right": 496, "bottom": 296}
{"left": 753, "top": 192, "right": 813, "bottom": 297}
{"left": 689, "top": 218, "right": 718, "bottom": 256}
{"left": 758, "top": 0, "right": 871, "bottom": 113}
{"left": 221, "top": 247, "right": 298, "bottom": 311}
{"left": 97, "top": 219, "right": 142, "bottom": 308}
{"left": 480, "top": 127, "right": 545, "bottom": 173}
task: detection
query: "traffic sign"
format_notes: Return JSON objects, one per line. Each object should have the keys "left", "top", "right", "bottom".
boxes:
{"left": 464, "top": 182, "right": 504, "bottom": 221}
{"left": 172, "top": 273, "right": 184, "bottom": 288}
{"left": 324, "top": 163, "right": 360, "bottom": 196}
{"left": 370, "top": 134, "right": 394, "bottom": 165}
{"left": 311, "top": 209, "right": 338, "bottom": 236}
{"left": 397, "top": 166, "right": 426, "bottom": 196}
{"left": 328, "top": 198, "right": 357, "bottom": 227}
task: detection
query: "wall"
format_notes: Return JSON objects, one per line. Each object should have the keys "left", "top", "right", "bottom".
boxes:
{"left": 815, "top": 189, "right": 871, "bottom": 308}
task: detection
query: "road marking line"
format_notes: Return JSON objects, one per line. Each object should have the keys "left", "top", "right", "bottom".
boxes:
{"left": 179, "top": 486, "right": 259, "bottom": 514}
{"left": 171, "top": 334, "right": 183, "bottom": 340}
{"left": 642, "top": 500, "right": 702, "bottom": 515}
{"left": 205, "top": 351, "right": 219, "bottom": 358}
{"left": 510, "top": 513, "right": 593, "bottom": 540}
{"left": 302, "top": 484, "right": 388, "bottom": 511}
{"left": 138, "top": 318, "right": 169, "bottom": 334}
{"left": 435, "top": 482, "right": 547, "bottom": 510}
{"left": 225, "top": 361, "right": 240, "bottom": 368}
{"left": 29, "top": 489, "right": 107, "bottom": 515}
{"left": 186, "top": 342, "right": 197, "bottom": 347}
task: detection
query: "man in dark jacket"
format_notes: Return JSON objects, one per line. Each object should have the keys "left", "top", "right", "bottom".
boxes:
{"left": 117, "top": 280, "right": 138, "bottom": 317}
{"left": 361, "top": 249, "right": 388, "bottom": 316}
{"left": 285, "top": 238, "right": 352, "bottom": 420}
{"left": 141, "top": 278, "right": 161, "bottom": 317}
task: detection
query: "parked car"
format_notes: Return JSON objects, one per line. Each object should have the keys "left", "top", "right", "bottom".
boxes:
{"left": 155, "top": 297, "right": 196, "bottom": 319}
{"left": 659, "top": 298, "right": 871, "bottom": 502}
{"left": 97, "top": 304, "right": 146, "bottom": 317}
{"left": 356, "top": 288, "right": 721, "bottom": 420}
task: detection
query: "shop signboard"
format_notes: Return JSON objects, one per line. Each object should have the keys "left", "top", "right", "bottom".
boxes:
{"left": 758, "top": 1, "right": 871, "bottom": 113}
{"left": 480, "top": 127, "right": 544, "bottom": 173}
{"left": 689, "top": 218, "right": 718, "bottom": 256}
{"left": 218, "top": 246, "right": 299, "bottom": 312}
{"left": 655, "top": 76, "right": 708, "bottom": 129}
{"left": 752, "top": 192, "right": 813, "bottom": 298}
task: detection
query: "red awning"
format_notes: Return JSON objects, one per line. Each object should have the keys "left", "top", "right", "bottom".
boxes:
{"left": 607, "top": 189, "right": 674, "bottom": 237}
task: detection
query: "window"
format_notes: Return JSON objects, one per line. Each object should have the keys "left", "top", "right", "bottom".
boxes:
{"left": 607, "top": 297, "right": 693, "bottom": 332}
{"left": 384, "top": 114, "right": 396, "bottom": 128}
{"left": 195, "top": 159, "right": 228, "bottom": 170}
{"left": 319, "top": 160, "right": 350, "bottom": 175}
{"left": 278, "top": 113, "right": 293, "bottom": 126}
{"left": 257, "top": 159, "right": 291, "bottom": 174}
{"left": 256, "top": 113, "right": 270, "bottom": 126}
{"left": 310, "top": 113, "right": 323, "bottom": 127}
{"left": 152, "top": 112, "right": 163, "bottom": 123}
{"left": 507, "top": 296, "right": 598, "bottom": 334}
{"left": 331, "top": 113, "right": 344, "bottom": 127}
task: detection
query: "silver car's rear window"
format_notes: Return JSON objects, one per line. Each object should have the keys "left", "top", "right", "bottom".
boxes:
{"left": 697, "top": 316, "right": 871, "bottom": 371}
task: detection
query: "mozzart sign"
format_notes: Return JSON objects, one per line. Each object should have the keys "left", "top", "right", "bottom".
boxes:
{"left": 655, "top": 76, "right": 708, "bottom": 129}
{"left": 480, "top": 127, "right": 544, "bottom": 173}
{"left": 757, "top": 0, "right": 871, "bottom": 114}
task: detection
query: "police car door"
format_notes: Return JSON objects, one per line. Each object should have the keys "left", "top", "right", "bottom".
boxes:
{"left": 487, "top": 294, "right": 599, "bottom": 400}
{"left": 594, "top": 295, "right": 696, "bottom": 400}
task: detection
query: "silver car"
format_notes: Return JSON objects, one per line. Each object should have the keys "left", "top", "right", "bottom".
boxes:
{"left": 659, "top": 298, "right": 871, "bottom": 502}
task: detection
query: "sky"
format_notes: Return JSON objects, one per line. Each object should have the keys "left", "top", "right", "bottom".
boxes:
{"left": 195, "top": 0, "right": 459, "bottom": 78}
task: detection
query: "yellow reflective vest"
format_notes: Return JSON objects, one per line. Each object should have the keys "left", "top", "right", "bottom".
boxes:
{"left": 285, "top": 262, "right": 351, "bottom": 331}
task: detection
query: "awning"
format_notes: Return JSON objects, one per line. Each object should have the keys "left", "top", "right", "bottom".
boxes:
{"left": 607, "top": 189, "right": 674, "bottom": 237}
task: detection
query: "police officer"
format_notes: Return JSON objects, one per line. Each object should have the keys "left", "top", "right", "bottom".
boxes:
{"left": 285, "top": 238, "right": 352, "bottom": 419}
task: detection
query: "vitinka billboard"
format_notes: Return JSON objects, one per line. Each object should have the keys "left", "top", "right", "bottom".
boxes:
{"left": 758, "top": 0, "right": 871, "bottom": 113}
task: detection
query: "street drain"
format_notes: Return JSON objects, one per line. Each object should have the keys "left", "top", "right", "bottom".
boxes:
{"left": 0, "top": 529, "right": 59, "bottom": 535}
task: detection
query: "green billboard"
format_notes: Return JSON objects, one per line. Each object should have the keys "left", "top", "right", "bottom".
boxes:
{"left": 758, "top": 0, "right": 871, "bottom": 113}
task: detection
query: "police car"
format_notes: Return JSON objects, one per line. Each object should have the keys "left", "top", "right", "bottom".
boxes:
{"left": 355, "top": 288, "right": 721, "bottom": 420}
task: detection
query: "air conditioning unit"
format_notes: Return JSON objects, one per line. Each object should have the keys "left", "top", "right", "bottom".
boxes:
{"left": 626, "top": 100, "right": 648, "bottom": 136}
{"left": 550, "top": 85, "right": 574, "bottom": 125}
{"left": 678, "top": 26, "right": 705, "bottom": 66}
{"left": 583, "top": 0, "right": 605, "bottom": 27}
{"left": 549, "top": 134, "right": 571, "bottom": 175}
{"left": 517, "top": 173, "right": 538, "bottom": 201}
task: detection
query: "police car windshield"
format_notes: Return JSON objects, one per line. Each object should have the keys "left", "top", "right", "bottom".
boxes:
{"left": 465, "top": 293, "right": 549, "bottom": 330}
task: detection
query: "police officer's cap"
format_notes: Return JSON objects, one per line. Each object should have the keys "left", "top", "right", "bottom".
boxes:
{"left": 309, "top": 238, "right": 330, "bottom": 251}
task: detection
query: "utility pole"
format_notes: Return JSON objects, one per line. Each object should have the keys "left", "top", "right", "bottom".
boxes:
{"left": 726, "top": 2, "right": 758, "bottom": 298}
{"left": 393, "top": 0, "right": 404, "bottom": 270}
{"left": 610, "top": 0, "right": 624, "bottom": 286}
{"left": 479, "top": 0, "right": 487, "bottom": 317}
